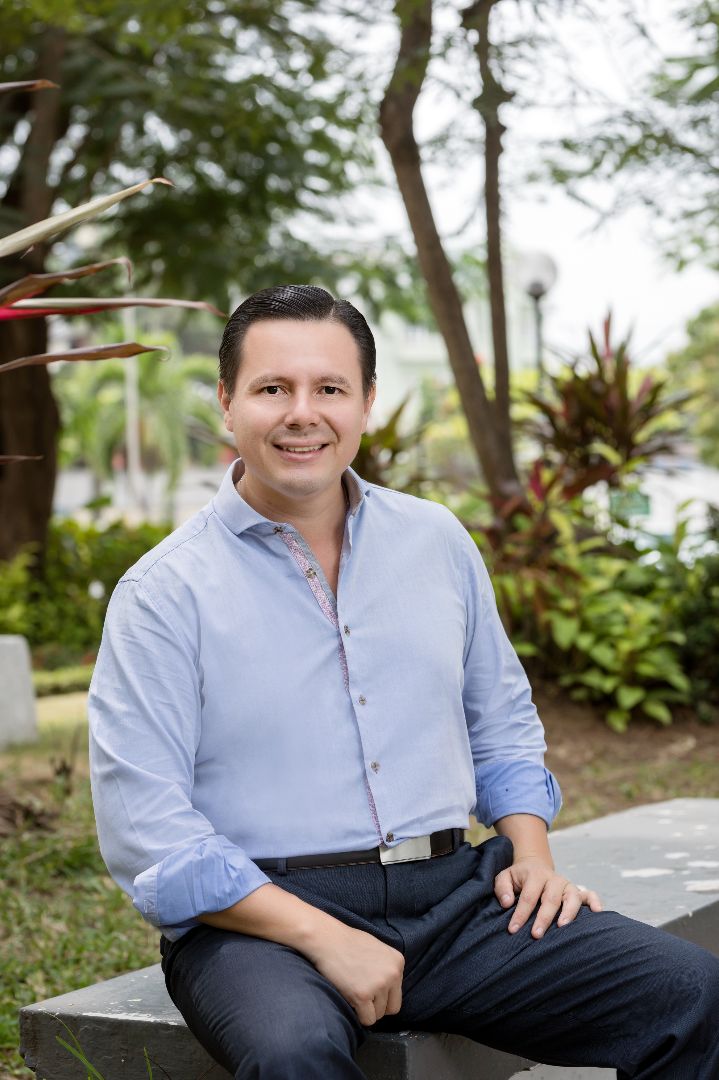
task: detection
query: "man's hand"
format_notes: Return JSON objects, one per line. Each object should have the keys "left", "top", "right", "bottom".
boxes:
{"left": 494, "top": 854, "right": 603, "bottom": 939}
{"left": 305, "top": 920, "right": 405, "bottom": 1027}
{"left": 200, "top": 883, "right": 404, "bottom": 1027}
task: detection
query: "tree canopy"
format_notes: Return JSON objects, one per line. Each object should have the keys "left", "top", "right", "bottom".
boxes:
{"left": 545, "top": 1, "right": 719, "bottom": 271}
{"left": 0, "top": 0, "right": 373, "bottom": 305}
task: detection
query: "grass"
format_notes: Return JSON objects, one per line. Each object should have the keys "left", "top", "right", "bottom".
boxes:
{"left": 0, "top": 698, "right": 157, "bottom": 1079}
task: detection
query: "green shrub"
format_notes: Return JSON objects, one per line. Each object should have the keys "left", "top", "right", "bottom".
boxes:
{"left": 2, "top": 518, "right": 171, "bottom": 665}
{"left": 479, "top": 502, "right": 693, "bottom": 731}
{"left": 33, "top": 664, "right": 95, "bottom": 697}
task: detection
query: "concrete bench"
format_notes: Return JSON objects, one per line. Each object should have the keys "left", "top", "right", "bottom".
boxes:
{"left": 20, "top": 798, "right": 719, "bottom": 1080}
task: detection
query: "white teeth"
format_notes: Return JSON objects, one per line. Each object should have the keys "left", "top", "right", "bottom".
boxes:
{"left": 281, "top": 445, "right": 323, "bottom": 453}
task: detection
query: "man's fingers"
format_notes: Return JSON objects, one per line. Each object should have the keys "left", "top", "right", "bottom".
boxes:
{"left": 556, "top": 886, "right": 584, "bottom": 929}
{"left": 585, "top": 889, "right": 603, "bottom": 912}
{"left": 494, "top": 869, "right": 516, "bottom": 908}
{"left": 528, "top": 880, "right": 568, "bottom": 938}
{"left": 508, "top": 883, "right": 544, "bottom": 933}
{"left": 385, "top": 983, "right": 403, "bottom": 1017}
{"left": 354, "top": 997, "right": 377, "bottom": 1027}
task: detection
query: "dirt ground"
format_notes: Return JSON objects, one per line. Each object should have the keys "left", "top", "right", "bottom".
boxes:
{"left": 535, "top": 681, "right": 719, "bottom": 827}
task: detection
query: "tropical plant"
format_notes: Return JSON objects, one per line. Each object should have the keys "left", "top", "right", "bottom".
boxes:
{"left": 0, "top": 78, "right": 223, "bottom": 561}
{"left": 521, "top": 315, "right": 690, "bottom": 499}
{"left": 53, "top": 339, "right": 224, "bottom": 516}
{"left": 481, "top": 500, "right": 692, "bottom": 732}
{"left": 666, "top": 302, "right": 719, "bottom": 469}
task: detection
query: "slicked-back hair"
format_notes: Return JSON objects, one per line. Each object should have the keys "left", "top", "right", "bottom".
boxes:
{"left": 218, "top": 284, "right": 376, "bottom": 399}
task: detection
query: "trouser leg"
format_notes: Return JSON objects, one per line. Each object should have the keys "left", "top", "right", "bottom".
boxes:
{"left": 161, "top": 925, "right": 366, "bottom": 1080}
{"left": 393, "top": 839, "right": 719, "bottom": 1079}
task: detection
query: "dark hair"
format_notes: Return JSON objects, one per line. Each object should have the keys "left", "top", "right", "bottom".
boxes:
{"left": 219, "top": 284, "right": 376, "bottom": 398}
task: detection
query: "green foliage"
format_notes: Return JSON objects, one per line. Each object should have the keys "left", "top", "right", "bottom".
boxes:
{"left": 672, "top": 510, "right": 719, "bottom": 717}
{"left": 543, "top": 2, "right": 719, "bottom": 269}
{"left": 0, "top": 3, "right": 376, "bottom": 305}
{"left": 353, "top": 397, "right": 427, "bottom": 491}
{"left": 522, "top": 314, "right": 689, "bottom": 499}
{"left": 0, "top": 713, "right": 157, "bottom": 1077}
{"left": 3, "top": 518, "right": 170, "bottom": 661}
{"left": 481, "top": 498, "right": 693, "bottom": 731}
{"left": 0, "top": 548, "right": 33, "bottom": 635}
{"left": 53, "top": 333, "right": 224, "bottom": 507}
{"left": 33, "top": 664, "right": 94, "bottom": 696}
{"left": 666, "top": 302, "right": 719, "bottom": 469}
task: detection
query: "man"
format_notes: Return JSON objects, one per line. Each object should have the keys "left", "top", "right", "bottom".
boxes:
{"left": 89, "top": 284, "right": 719, "bottom": 1079}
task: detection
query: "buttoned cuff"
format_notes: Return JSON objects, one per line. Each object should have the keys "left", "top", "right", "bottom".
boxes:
{"left": 133, "top": 834, "right": 271, "bottom": 929}
{"left": 474, "top": 759, "right": 562, "bottom": 829}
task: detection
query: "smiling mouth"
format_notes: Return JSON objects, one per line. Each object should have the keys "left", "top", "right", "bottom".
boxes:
{"left": 274, "top": 443, "right": 328, "bottom": 456}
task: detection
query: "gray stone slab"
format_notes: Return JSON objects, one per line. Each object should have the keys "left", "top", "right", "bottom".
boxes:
{"left": 548, "top": 798, "right": 719, "bottom": 955}
{"left": 19, "top": 799, "right": 719, "bottom": 1080}
{"left": 19, "top": 965, "right": 531, "bottom": 1080}
{"left": 0, "top": 634, "right": 37, "bottom": 750}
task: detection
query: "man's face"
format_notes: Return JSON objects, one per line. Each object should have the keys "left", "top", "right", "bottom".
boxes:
{"left": 217, "top": 318, "right": 375, "bottom": 507}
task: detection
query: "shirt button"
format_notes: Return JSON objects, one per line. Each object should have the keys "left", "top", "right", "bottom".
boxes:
{"left": 273, "top": 525, "right": 284, "bottom": 533}
{"left": 370, "top": 761, "right": 380, "bottom": 772}
{"left": 343, "top": 624, "right": 350, "bottom": 636}
{"left": 305, "top": 568, "right": 317, "bottom": 578}
{"left": 385, "top": 832, "right": 394, "bottom": 843}
{"left": 358, "top": 695, "right": 366, "bottom": 705}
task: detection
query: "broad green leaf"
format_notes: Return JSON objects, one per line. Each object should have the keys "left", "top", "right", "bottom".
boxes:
{"left": 514, "top": 641, "right": 538, "bottom": 657}
{"left": 642, "top": 699, "right": 673, "bottom": 725}
{"left": 664, "top": 669, "right": 691, "bottom": 694}
{"left": 548, "top": 612, "right": 579, "bottom": 650}
{"left": 616, "top": 685, "right": 646, "bottom": 711}
{"left": 0, "top": 341, "right": 168, "bottom": 374}
{"left": 0, "top": 178, "right": 172, "bottom": 258}
{"left": 589, "top": 642, "right": 617, "bottom": 670}
{"left": 606, "top": 708, "right": 629, "bottom": 733}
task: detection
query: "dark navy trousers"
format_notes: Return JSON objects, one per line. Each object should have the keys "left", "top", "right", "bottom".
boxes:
{"left": 160, "top": 836, "right": 719, "bottom": 1079}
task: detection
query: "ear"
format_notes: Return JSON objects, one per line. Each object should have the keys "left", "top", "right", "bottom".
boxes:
{"left": 217, "top": 379, "right": 233, "bottom": 432}
{"left": 361, "top": 383, "right": 376, "bottom": 433}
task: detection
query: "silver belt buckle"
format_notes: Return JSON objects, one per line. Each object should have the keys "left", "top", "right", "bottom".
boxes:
{"left": 379, "top": 834, "right": 432, "bottom": 865}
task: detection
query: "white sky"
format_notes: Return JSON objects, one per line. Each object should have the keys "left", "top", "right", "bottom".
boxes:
{"left": 346, "top": 0, "right": 718, "bottom": 364}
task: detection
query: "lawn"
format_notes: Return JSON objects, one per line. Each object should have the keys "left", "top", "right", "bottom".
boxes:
{"left": 1, "top": 689, "right": 718, "bottom": 1078}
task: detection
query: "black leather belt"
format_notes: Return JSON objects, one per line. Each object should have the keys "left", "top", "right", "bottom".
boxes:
{"left": 255, "top": 828, "right": 464, "bottom": 872}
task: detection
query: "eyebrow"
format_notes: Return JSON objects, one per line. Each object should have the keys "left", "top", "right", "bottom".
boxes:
{"left": 244, "top": 373, "right": 355, "bottom": 392}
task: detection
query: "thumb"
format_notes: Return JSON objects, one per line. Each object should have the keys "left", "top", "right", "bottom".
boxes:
{"left": 494, "top": 868, "right": 516, "bottom": 908}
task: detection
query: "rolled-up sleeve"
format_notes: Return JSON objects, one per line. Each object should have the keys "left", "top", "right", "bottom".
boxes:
{"left": 88, "top": 576, "right": 270, "bottom": 936}
{"left": 456, "top": 527, "right": 562, "bottom": 829}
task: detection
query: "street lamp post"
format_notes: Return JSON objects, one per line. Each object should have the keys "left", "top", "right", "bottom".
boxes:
{"left": 518, "top": 252, "right": 558, "bottom": 392}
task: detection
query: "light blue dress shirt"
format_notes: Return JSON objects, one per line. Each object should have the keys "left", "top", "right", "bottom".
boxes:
{"left": 89, "top": 460, "right": 561, "bottom": 939}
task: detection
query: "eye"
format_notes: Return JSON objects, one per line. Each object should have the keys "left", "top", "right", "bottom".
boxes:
{"left": 261, "top": 385, "right": 282, "bottom": 395}
{"left": 321, "top": 386, "right": 341, "bottom": 395}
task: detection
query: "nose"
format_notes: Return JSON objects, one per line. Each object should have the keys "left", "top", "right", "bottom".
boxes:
{"left": 283, "top": 389, "right": 320, "bottom": 428}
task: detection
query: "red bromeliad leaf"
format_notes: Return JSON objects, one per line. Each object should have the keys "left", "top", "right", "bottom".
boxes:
{"left": 0, "top": 341, "right": 168, "bottom": 374}
{"left": 0, "top": 258, "right": 133, "bottom": 305}
{"left": 3, "top": 296, "right": 226, "bottom": 319}
{"left": 0, "top": 454, "right": 44, "bottom": 463}
{"left": 0, "top": 80, "right": 59, "bottom": 94}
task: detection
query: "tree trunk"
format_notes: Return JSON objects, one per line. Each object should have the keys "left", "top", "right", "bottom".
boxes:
{"left": 462, "top": 0, "right": 515, "bottom": 471}
{"left": 0, "top": 317, "right": 59, "bottom": 563}
{"left": 0, "top": 29, "right": 65, "bottom": 563}
{"left": 380, "top": 0, "right": 523, "bottom": 504}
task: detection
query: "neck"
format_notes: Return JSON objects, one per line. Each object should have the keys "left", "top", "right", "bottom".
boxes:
{"left": 236, "top": 473, "right": 349, "bottom": 544}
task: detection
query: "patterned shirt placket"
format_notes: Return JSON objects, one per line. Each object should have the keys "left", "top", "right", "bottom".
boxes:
{"left": 276, "top": 529, "right": 384, "bottom": 844}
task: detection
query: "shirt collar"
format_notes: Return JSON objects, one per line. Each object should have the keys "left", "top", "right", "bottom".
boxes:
{"left": 212, "top": 458, "right": 371, "bottom": 537}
